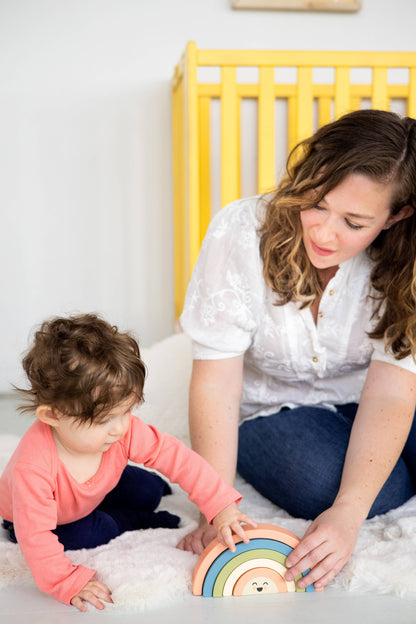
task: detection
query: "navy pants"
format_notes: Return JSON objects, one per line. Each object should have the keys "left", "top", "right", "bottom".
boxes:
{"left": 3, "top": 465, "right": 179, "bottom": 550}
{"left": 237, "top": 403, "right": 416, "bottom": 520}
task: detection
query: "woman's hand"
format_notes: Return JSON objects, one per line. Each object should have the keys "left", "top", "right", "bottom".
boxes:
{"left": 70, "top": 576, "right": 113, "bottom": 612}
{"left": 177, "top": 522, "right": 218, "bottom": 555}
{"left": 285, "top": 502, "right": 363, "bottom": 590}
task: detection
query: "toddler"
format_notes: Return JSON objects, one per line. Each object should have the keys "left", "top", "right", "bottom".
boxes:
{"left": 0, "top": 314, "right": 255, "bottom": 611}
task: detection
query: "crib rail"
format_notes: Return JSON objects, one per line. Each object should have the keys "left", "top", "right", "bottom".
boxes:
{"left": 172, "top": 42, "right": 416, "bottom": 318}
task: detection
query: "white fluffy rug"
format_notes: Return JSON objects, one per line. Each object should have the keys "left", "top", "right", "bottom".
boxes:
{"left": 1, "top": 332, "right": 416, "bottom": 611}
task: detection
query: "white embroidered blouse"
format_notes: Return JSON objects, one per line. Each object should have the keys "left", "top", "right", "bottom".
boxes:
{"left": 180, "top": 196, "right": 416, "bottom": 423}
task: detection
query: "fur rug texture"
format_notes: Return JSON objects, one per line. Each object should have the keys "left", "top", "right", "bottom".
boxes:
{"left": 1, "top": 332, "right": 416, "bottom": 611}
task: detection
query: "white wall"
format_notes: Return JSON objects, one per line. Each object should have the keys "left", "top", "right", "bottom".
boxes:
{"left": 1, "top": 0, "right": 414, "bottom": 391}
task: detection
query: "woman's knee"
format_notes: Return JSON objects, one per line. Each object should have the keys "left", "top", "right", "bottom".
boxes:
{"left": 237, "top": 408, "right": 352, "bottom": 519}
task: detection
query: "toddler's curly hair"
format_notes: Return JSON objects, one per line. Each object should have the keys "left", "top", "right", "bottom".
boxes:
{"left": 14, "top": 313, "right": 146, "bottom": 423}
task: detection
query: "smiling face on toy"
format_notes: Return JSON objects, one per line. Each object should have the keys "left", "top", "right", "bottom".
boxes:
{"left": 231, "top": 566, "right": 288, "bottom": 596}
{"left": 242, "top": 576, "right": 278, "bottom": 595}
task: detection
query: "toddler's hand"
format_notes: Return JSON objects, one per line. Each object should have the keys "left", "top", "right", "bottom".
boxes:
{"left": 212, "top": 502, "right": 257, "bottom": 552}
{"left": 177, "top": 522, "right": 217, "bottom": 555}
{"left": 70, "top": 575, "right": 113, "bottom": 612}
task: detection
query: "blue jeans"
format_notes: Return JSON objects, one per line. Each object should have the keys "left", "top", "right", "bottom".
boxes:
{"left": 3, "top": 465, "right": 180, "bottom": 550}
{"left": 237, "top": 403, "right": 416, "bottom": 520}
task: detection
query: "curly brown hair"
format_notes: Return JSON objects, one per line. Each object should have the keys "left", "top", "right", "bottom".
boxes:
{"left": 259, "top": 109, "right": 416, "bottom": 360}
{"left": 14, "top": 314, "right": 146, "bottom": 422}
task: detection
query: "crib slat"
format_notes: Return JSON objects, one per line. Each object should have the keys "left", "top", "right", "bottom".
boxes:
{"left": 172, "top": 70, "right": 187, "bottom": 319}
{"left": 186, "top": 42, "right": 201, "bottom": 279}
{"left": 409, "top": 68, "right": 416, "bottom": 118}
{"left": 318, "top": 96, "right": 332, "bottom": 127}
{"left": 258, "top": 67, "right": 276, "bottom": 193}
{"left": 296, "top": 67, "right": 314, "bottom": 145}
{"left": 288, "top": 95, "right": 297, "bottom": 154}
{"left": 372, "top": 67, "right": 389, "bottom": 110}
{"left": 198, "top": 96, "right": 212, "bottom": 242}
{"left": 221, "top": 67, "right": 240, "bottom": 207}
{"left": 335, "top": 67, "right": 351, "bottom": 118}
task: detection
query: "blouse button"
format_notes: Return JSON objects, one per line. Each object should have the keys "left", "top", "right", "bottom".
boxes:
{"left": 312, "top": 356, "right": 319, "bottom": 363}
{"left": 318, "top": 311, "right": 323, "bottom": 318}
{"left": 329, "top": 289, "right": 335, "bottom": 296}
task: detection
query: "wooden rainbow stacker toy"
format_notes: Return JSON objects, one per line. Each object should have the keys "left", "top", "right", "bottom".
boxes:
{"left": 192, "top": 523, "right": 322, "bottom": 597}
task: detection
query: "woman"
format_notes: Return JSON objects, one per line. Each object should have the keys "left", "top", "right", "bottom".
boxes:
{"left": 178, "top": 109, "right": 416, "bottom": 590}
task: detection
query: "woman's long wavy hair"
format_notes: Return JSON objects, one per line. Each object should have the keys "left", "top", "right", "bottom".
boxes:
{"left": 259, "top": 109, "right": 416, "bottom": 360}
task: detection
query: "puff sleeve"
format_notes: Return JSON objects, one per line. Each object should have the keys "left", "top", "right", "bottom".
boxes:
{"left": 180, "top": 197, "right": 266, "bottom": 359}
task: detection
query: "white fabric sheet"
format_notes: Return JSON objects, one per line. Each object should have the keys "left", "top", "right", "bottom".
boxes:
{"left": 1, "top": 332, "right": 416, "bottom": 612}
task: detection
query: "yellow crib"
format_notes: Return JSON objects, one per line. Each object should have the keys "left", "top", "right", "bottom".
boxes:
{"left": 171, "top": 42, "right": 416, "bottom": 318}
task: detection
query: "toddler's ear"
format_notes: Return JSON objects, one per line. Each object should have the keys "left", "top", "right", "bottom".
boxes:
{"left": 36, "top": 405, "right": 60, "bottom": 427}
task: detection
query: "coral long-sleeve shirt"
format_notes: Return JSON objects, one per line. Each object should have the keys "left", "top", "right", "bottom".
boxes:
{"left": 0, "top": 414, "right": 241, "bottom": 605}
